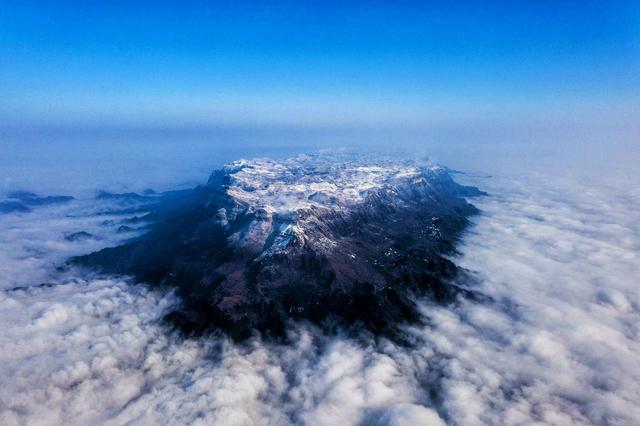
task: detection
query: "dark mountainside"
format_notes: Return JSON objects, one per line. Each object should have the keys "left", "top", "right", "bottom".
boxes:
{"left": 71, "top": 156, "right": 485, "bottom": 340}
{"left": 0, "top": 191, "right": 74, "bottom": 214}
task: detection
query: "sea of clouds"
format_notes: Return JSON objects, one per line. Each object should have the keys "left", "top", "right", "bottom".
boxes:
{"left": 1, "top": 167, "right": 639, "bottom": 425}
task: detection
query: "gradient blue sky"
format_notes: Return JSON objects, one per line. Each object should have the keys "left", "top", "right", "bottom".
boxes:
{"left": 1, "top": 0, "right": 639, "bottom": 126}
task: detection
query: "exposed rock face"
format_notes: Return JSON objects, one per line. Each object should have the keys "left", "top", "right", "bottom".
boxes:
{"left": 72, "top": 154, "right": 485, "bottom": 339}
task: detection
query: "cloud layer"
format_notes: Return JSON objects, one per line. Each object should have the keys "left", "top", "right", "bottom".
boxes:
{"left": 1, "top": 170, "right": 639, "bottom": 425}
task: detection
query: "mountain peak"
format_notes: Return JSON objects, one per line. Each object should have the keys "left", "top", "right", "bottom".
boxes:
{"left": 222, "top": 154, "right": 440, "bottom": 215}
{"left": 72, "top": 154, "right": 484, "bottom": 340}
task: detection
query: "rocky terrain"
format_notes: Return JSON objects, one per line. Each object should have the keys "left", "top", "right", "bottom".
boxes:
{"left": 72, "top": 154, "right": 485, "bottom": 339}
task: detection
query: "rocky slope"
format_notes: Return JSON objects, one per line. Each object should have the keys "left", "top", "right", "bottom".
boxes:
{"left": 72, "top": 154, "right": 485, "bottom": 339}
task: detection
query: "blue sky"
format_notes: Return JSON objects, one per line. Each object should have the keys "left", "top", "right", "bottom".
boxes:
{"left": 1, "top": 1, "right": 638, "bottom": 126}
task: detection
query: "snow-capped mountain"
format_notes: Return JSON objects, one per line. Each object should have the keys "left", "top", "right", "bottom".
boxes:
{"left": 73, "top": 154, "right": 485, "bottom": 339}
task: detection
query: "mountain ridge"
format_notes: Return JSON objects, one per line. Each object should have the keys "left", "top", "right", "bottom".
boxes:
{"left": 71, "top": 154, "right": 485, "bottom": 339}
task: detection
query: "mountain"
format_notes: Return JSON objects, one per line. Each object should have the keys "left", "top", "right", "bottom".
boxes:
{"left": 0, "top": 191, "right": 74, "bottom": 214}
{"left": 72, "top": 154, "right": 485, "bottom": 339}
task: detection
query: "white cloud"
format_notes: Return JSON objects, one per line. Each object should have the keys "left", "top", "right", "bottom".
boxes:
{"left": 1, "top": 170, "right": 639, "bottom": 425}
